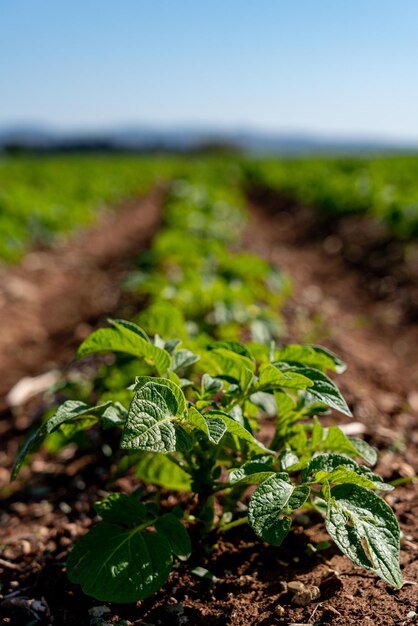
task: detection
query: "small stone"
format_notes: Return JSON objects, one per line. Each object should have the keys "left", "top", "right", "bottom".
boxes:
{"left": 292, "top": 585, "right": 321, "bottom": 606}
{"left": 376, "top": 391, "right": 402, "bottom": 414}
{"left": 275, "top": 604, "right": 285, "bottom": 615}
{"left": 88, "top": 606, "right": 111, "bottom": 617}
{"left": 288, "top": 580, "right": 305, "bottom": 592}
{"left": 20, "top": 540, "right": 32, "bottom": 555}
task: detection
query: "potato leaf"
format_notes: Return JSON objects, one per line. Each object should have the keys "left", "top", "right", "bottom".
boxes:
{"left": 321, "top": 426, "right": 377, "bottom": 465}
{"left": 187, "top": 407, "right": 227, "bottom": 444}
{"left": 155, "top": 512, "right": 192, "bottom": 559}
{"left": 325, "top": 484, "right": 402, "bottom": 588}
{"left": 207, "top": 348, "right": 255, "bottom": 391}
{"left": 129, "top": 376, "right": 187, "bottom": 414}
{"left": 78, "top": 319, "right": 171, "bottom": 375}
{"left": 121, "top": 382, "right": 185, "bottom": 452}
{"left": 302, "top": 453, "right": 392, "bottom": 491}
{"left": 12, "top": 400, "right": 111, "bottom": 479}
{"left": 67, "top": 493, "right": 192, "bottom": 603}
{"left": 207, "top": 340, "right": 253, "bottom": 359}
{"left": 135, "top": 452, "right": 192, "bottom": 491}
{"left": 229, "top": 458, "right": 275, "bottom": 486}
{"left": 275, "top": 344, "right": 346, "bottom": 373}
{"left": 258, "top": 363, "right": 313, "bottom": 390}
{"left": 171, "top": 348, "right": 200, "bottom": 373}
{"left": 94, "top": 492, "right": 147, "bottom": 526}
{"left": 207, "top": 410, "right": 273, "bottom": 455}
{"left": 276, "top": 365, "right": 352, "bottom": 416}
{"left": 249, "top": 473, "right": 310, "bottom": 545}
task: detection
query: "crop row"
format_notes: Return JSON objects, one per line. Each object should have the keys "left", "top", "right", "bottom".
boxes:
{"left": 2, "top": 153, "right": 418, "bottom": 264}
{"left": 244, "top": 155, "right": 418, "bottom": 239}
{"left": 0, "top": 155, "right": 182, "bottom": 262}
{"left": 13, "top": 160, "right": 403, "bottom": 603}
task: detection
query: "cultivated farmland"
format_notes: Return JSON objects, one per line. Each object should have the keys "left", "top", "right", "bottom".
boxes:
{"left": 1, "top": 154, "right": 417, "bottom": 626}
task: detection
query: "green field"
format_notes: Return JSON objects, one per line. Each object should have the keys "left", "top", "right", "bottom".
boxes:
{"left": 13, "top": 157, "right": 403, "bottom": 602}
{"left": 0, "top": 154, "right": 183, "bottom": 262}
{"left": 1, "top": 153, "right": 418, "bottom": 264}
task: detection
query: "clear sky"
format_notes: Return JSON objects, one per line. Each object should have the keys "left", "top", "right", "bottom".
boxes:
{"left": 1, "top": 0, "right": 418, "bottom": 140}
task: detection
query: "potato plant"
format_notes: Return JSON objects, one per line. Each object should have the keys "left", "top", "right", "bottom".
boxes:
{"left": 13, "top": 319, "right": 402, "bottom": 602}
{"left": 125, "top": 174, "right": 289, "bottom": 343}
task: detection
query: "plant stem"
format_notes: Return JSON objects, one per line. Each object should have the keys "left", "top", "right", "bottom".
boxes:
{"left": 219, "top": 515, "right": 248, "bottom": 532}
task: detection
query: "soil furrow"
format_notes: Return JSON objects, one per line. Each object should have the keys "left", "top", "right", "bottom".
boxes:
{"left": 0, "top": 188, "right": 163, "bottom": 410}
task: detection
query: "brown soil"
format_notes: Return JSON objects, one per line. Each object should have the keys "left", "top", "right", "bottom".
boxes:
{"left": 0, "top": 188, "right": 163, "bottom": 411}
{"left": 1, "top": 193, "right": 418, "bottom": 626}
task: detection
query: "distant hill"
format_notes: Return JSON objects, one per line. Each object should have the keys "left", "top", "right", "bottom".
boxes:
{"left": 1, "top": 124, "right": 417, "bottom": 156}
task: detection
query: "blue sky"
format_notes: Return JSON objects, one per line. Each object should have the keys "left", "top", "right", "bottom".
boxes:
{"left": 1, "top": 0, "right": 418, "bottom": 140}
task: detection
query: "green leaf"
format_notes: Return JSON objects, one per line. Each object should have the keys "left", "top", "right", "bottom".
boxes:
{"left": 102, "top": 403, "right": 128, "bottom": 429}
{"left": 207, "top": 348, "right": 255, "bottom": 391}
{"left": 201, "top": 373, "right": 223, "bottom": 395}
{"left": 278, "top": 449, "right": 300, "bottom": 471}
{"left": 322, "top": 427, "right": 377, "bottom": 465}
{"left": 135, "top": 452, "right": 192, "bottom": 491}
{"left": 164, "top": 338, "right": 183, "bottom": 354}
{"left": 187, "top": 407, "right": 226, "bottom": 444}
{"left": 249, "top": 391, "right": 277, "bottom": 417}
{"left": 325, "top": 484, "right": 402, "bottom": 588}
{"left": 308, "top": 345, "right": 346, "bottom": 373}
{"left": 207, "top": 340, "right": 253, "bottom": 359}
{"left": 78, "top": 319, "right": 171, "bottom": 375}
{"left": 286, "top": 423, "right": 308, "bottom": 454}
{"left": 316, "top": 467, "right": 392, "bottom": 491}
{"left": 310, "top": 417, "right": 324, "bottom": 449}
{"left": 279, "top": 365, "right": 352, "bottom": 416}
{"left": 94, "top": 493, "right": 147, "bottom": 526}
{"left": 12, "top": 400, "right": 111, "bottom": 479}
{"left": 347, "top": 437, "right": 378, "bottom": 466}
{"left": 288, "top": 484, "right": 310, "bottom": 510}
{"left": 155, "top": 513, "right": 191, "bottom": 559}
{"left": 229, "top": 458, "right": 275, "bottom": 486}
{"left": 303, "top": 453, "right": 357, "bottom": 481}
{"left": 59, "top": 417, "right": 97, "bottom": 438}
{"left": 67, "top": 522, "right": 172, "bottom": 603}
{"left": 121, "top": 383, "right": 182, "bottom": 452}
{"left": 129, "top": 377, "right": 187, "bottom": 415}
{"left": 207, "top": 410, "right": 273, "bottom": 455}
{"left": 275, "top": 344, "right": 346, "bottom": 373}
{"left": 248, "top": 473, "right": 309, "bottom": 545}
{"left": 171, "top": 349, "right": 200, "bottom": 373}
{"left": 110, "top": 318, "right": 150, "bottom": 341}
{"left": 174, "top": 425, "right": 193, "bottom": 452}
{"left": 302, "top": 453, "right": 392, "bottom": 491}
{"left": 258, "top": 363, "right": 313, "bottom": 390}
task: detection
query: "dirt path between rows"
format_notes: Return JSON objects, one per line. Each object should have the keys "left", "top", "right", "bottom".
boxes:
{"left": 238, "top": 199, "right": 418, "bottom": 625}
{"left": 244, "top": 200, "right": 418, "bottom": 443}
{"left": 0, "top": 188, "right": 163, "bottom": 411}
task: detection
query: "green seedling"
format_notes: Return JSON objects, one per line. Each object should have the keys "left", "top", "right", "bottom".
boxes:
{"left": 13, "top": 320, "right": 402, "bottom": 602}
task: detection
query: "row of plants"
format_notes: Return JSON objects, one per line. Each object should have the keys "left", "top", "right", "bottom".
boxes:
{"left": 3, "top": 153, "right": 418, "bottom": 264}
{"left": 0, "top": 154, "right": 182, "bottom": 262}
{"left": 243, "top": 155, "right": 418, "bottom": 240}
{"left": 13, "top": 161, "right": 403, "bottom": 604}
